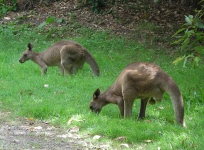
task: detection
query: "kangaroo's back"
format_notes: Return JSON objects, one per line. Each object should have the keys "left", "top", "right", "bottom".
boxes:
{"left": 114, "top": 62, "right": 163, "bottom": 95}
{"left": 42, "top": 41, "right": 78, "bottom": 66}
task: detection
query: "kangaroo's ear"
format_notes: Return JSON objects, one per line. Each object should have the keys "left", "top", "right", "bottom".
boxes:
{"left": 93, "top": 88, "right": 100, "bottom": 100}
{"left": 27, "top": 43, "right": 33, "bottom": 51}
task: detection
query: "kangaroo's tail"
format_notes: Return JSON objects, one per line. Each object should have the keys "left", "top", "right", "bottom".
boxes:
{"left": 164, "top": 77, "right": 185, "bottom": 127}
{"left": 84, "top": 49, "right": 100, "bottom": 76}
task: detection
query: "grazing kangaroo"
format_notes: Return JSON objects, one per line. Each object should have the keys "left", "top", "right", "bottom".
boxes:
{"left": 90, "top": 62, "right": 185, "bottom": 127}
{"left": 19, "top": 40, "right": 100, "bottom": 76}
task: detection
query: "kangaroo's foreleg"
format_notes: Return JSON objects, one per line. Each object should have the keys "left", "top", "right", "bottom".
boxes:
{"left": 61, "top": 59, "right": 73, "bottom": 75}
{"left": 124, "top": 100, "right": 134, "bottom": 118}
{"left": 58, "top": 65, "right": 66, "bottom": 76}
{"left": 138, "top": 98, "right": 149, "bottom": 119}
{"left": 116, "top": 97, "right": 124, "bottom": 117}
{"left": 42, "top": 67, "right": 47, "bottom": 75}
{"left": 35, "top": 58, "right": 48, "bottom": 75}
{"left": 123, "top": 92, "right": 136, "bottom": 118}
{"left": 38, "top": 61, "right": 48, "bottom": 75}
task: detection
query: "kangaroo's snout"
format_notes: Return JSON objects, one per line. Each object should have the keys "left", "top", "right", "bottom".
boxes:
{"left": 90, "top": 106, "right": 101, "bottom": 114}
{"left": 90, "top": 102, "right": 101, "bottom": 114}
{"left": 19, "top": 59, "right": 24, "bottom": 63}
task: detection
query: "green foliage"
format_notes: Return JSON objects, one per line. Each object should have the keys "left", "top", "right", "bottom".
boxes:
{"left": 172, "top": 1, "right": 204, "bottom": 66}
{"left": 37, "top": 16, "right": 66, "bottom": 38}
{"left": 91, "top": 0, "right": 105, "bottom": 13}
{"left": 0, "top": 0, "right": 17, "bottom": 16}
{"left": 38, "top": 16, "right": 56, "bottom": 29}
{"left": 0, "top": 21, "right": 32, "bottom": 39}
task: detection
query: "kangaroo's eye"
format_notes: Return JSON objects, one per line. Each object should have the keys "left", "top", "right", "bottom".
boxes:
{"left": 24, "top": 54, "right": 27, "bottom": 57}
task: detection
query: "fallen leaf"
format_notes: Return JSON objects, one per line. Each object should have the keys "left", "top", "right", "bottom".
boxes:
{"left": 144, "top": 120, "right": 151, "bottom": 123}
{"left": 26, "top": 118, "right": 35, "bottom": 125}
{"left": 4, "top": 17, "right": 11, "bottom": 20}
{"left": 34, "top": 126, "right": 43, "bottom": 130}
{"left": 68, "top": 126, "right": 79, "bottom": 133}
{"left": 27, "top": 118, "right": 35, "bottom": 121}
{"left": 28, "top": 126, "right": 34, "bottom": 130}
{"left": 57, "top": 134, "right": 71, "bottom": 138}
{"left": 67, "top": 118, "right": 74, "bottom": 125}
{"left": 114, "top": 136, "right": 127, "bottom": 141}
{"left": 93, "top": 135, "right": 101, "bottom": 140}
{"left": 120, "top": 143, "right": 129, "bottom": 148}
{"left": 44, "top": 84, "right": 49, "bottom": 88}
{"left": 158, "top": 106, "right": 164, "bottom": 110}
{"left": 67, "top": 115, "right": 84, "bottom": 125}
{"left": 47, "top": 126, "right": 55, "bottom": 130}
{"left": 144, "top": 140, "right": 152, "bottom": 143}
{"left": 97, "top": 144, "right": 110, "bottom": 149}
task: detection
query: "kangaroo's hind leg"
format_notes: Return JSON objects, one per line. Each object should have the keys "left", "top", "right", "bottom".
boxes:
{"left": 60, "top": 59, "right": 73, "bottom": 76}
{"left": 60, "top": 48, "right": 79, "bottom": 75}
{"left": 70, "top": 59, "right": 86, "bottom": 74}
{"left": 58, "top": 64, "right": 66, "bottom": 76}
{"left": 154, "top": 88, "right": 165, "bottom": 103}
{"left": 138, "top": 98, "right": 149, "bottom": 119}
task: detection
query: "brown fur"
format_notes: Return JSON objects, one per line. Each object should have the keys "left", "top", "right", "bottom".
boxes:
{"left": 90, "top": 62, "right": 185, "bottom": 127}
{"left": 19, "top": 40, "right": 100, "bottom": 76}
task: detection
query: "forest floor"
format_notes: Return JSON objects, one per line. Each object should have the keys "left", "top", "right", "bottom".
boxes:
{"left": 1, "top": 1, "right": 193, "bottom": 49}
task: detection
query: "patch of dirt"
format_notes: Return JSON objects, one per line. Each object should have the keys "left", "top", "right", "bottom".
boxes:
{"left": 0, "top": 111, "right": 117, "bottom": 149}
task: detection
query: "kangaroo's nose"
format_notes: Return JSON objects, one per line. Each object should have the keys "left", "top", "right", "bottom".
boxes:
{"left": 19, "top": 60, "right": 23, "bottom": 63}
{"left": 90, "top": 105, "right": 93, "bottom": 110}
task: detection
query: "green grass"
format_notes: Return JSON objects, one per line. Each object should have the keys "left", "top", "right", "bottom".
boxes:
{"left": 0, "top": 25, "right": 204, "bottom": 149}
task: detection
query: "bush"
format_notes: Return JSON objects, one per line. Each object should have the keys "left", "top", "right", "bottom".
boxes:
{"left": 172, "top": 0, "right": 204, "bottom": 67}
{"left": 0, "top": 0, "right": 17, "bottom": 16}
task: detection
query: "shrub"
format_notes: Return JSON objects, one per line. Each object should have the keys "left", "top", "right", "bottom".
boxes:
{"left": 0, "top": 0, "right": 17, "bottom": 16}
{"left": 172, "top": 0, "right": 204, "bottom": 67}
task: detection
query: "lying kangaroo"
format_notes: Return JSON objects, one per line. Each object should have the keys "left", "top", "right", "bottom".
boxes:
{"left": 19, "top": 40, "right": 100, "bottom": 76}
{"left": 90, "top": 62, "right": 185, "bottom": 127}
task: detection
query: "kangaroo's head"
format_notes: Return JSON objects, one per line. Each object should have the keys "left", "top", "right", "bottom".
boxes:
{"left": 90, "top": 88, "right": 106, "bottom": 114}
{"left": 19, "top": 43, "right": 34, "bottom": 63}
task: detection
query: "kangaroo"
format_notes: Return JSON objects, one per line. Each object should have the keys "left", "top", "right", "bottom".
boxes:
{"left": 90, "top": 62, "right": 185, "bottom": 127}
{"left": 19, "top": 40, "right": 100, "bottom": 76}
